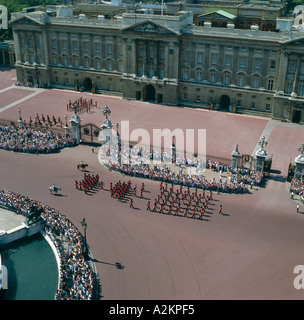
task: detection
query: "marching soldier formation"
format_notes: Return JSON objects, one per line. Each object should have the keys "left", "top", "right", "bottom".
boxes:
{"left": 146, "top": 182, "right": 223, "bottom": 219}
{"left": 75, "top": 173, "right": 100, "bottom": 194}
{"left": 74, "top": 168, "right": 225, "bottom": 220}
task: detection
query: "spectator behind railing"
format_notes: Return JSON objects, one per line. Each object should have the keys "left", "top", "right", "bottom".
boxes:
{"left": 100, "top": 144, "right": 263, "bottom": 194}
{"left": 0, "top": 190, "right": 95, "bottom": 300}
{"left": 0, "top": 123, "right": 76, "bottom": 154}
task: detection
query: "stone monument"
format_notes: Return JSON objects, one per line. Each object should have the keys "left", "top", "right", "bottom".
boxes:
{"left": 294, "top": 142, "right": 304, "bottom": 179}
{"left": 231, "top": 144, "right": 240, "bottom": 171}
{"left": 70, "top": 111, "right": 82, "bottom": 144}
{"left": 255, "top": 136, "right": 268, "bottom": 173}
{"left": 100, "top": 105, "right": 113, "bottom": 144}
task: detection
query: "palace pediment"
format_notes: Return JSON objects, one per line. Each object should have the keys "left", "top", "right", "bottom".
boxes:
{"left": 283, "top": 37, "right": 304, "bottom": 46}
{"left": 122, "top": 20, "right": 180, "bottom": 36}
{"left": 198, "top": 10, "right": 236, "bottom": 21}
{"left": 11, "top": 13, "right": 47, "bottom": 26}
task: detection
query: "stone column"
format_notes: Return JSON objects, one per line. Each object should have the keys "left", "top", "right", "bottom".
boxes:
{"left": 291, "top": 54, "right": 301, "bottom": 97}
{"left": 276, "top": 50, "right": 289, "bottom": 92}
{"left": 231, "top": 45, "right": 239, "bottom": 85}
{"left": 130, "top": 38, "right": 136, "bottom": 76}
{"left": 13, "top": 29, "right": 21, "bottom": 63}
{"left": 164, "top": 41, "right": 169, "bottom": 79}
{"left": 246, "top": 47, "right": 254, "bottom": 85}
{"left": 42, "top": 29, "right": 49, "bottom": 66}
{"left": 122, "top": 37, "right": 128, "bottom": 74}
{"left": 231, "top": 144, "right": 241, "bottom": 172}
{"left": 172, "top": 41, "right": 180, "bottom": 80}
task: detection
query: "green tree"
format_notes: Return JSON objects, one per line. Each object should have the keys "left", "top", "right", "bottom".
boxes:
{"left": 0, "top": 0, "right": 62, "bottom": 40}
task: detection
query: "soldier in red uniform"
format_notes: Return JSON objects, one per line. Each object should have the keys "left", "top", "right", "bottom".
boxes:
{"left": 130, "top": 198, "right": 134, "bottom": 208}
{"left": 146, "top": 201, "right": 151, "bottom": 211}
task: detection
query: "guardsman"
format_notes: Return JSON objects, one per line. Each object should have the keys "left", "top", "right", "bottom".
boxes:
{"left": 147, "top": 201, "right": 151, "bottom": 211}
{"left": 130, "top": 198, "right": 134, "bottom": 208}
{"left": 219, "top": 204, "right": 223, "bottom": 215}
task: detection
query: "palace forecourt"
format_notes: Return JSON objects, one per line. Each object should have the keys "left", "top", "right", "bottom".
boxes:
{"left": 1, "top": 67, "right": 304, "bottom": 299}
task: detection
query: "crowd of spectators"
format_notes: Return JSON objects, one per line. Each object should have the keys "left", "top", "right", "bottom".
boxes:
{"left": 100, "top": 144, "right": 263, "bottom": 194}
{"left": 0, "top": 190, "right": 95, "bottom": 300}
{"left": 290, "top": 178, "right": 304, "bottom": 202}
{"left": 0, "top": 123, "right": 76, "bottom": 154}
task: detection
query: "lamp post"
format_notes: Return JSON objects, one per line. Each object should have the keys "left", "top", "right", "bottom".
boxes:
{"left": 18, "top": 108, "right": 23, "bottom": 128}
{"left": 171, "top": 133, "right": 176, "bottom": 164}
{"left": 81, "top": 218, "right": 88, "bottom": 259}
{"left": 64, "top": 114, "right": 69, "bottom": 137}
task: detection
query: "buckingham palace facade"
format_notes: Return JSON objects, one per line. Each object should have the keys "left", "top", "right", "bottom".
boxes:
{"left": 11, "top": 5, "right": 304, "bottom": 123}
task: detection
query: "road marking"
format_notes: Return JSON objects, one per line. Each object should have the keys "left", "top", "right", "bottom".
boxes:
{"left": 0, "top": 89, "right": 45, "bottom": 114}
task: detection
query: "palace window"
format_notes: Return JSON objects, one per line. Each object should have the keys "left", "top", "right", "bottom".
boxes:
{"left": 84, "top": 58, "right": 90, "bottom": 69}
{"left": 211, "top": 54, "right": 217, "bottom": 65}
{"left": 270, "top": 60, "right": 276, "bottom": 70}
{"left": 95, "top": 59, "right": 101, "bottom": 70}
{"left": 139, "top": 47, "right": 144, "bottom": 58}
{"left": 196, "top": 70, "right": 203, "bottom": 81}
{"left": 225, "top": 55, "right": 231, "bottom": 66}
{"left": 159, "top": 66, "right": 164, "bottom": 79}
{"left": 240, "top": 57, "right": 246, "bottom": 68}
{"left": 288, "top": 62, "right": 296, "bottom": 73}
{"left": 286, "top": 81, "right": 293, "bottom": 94}
{"left": 73, "top": 41, "right": 78, "bottom": 51}
{"left": 252, "top": 77, "right": 259, "bottom": 89}
{"left": 84, "top": 42, "right": 89, "bottom": 52}
{"left": 183, "top": 69, "right": 189, "bottom": 80}
{"left": 160, "top": 49, "right": 165, "bottom": 60}
{"left": 61, "top": 40, "right": 67, "bottom": 50}
{"left": 63, "top": 56, "right": 68, "bottom": 66}
{"left": 210, "top": 71, "right": 216, "bottom": 84}
{"left": 238, "top": 75, "right": 244, "bottom": 87}
{"left": 74, "top": 57, "right": 79, "bottom": 68}
{"left": 224, "top": 73, "right": 230, "bottom": 86}
{"left": 95, "top": 43, "right": 101, "bottom": 53}
{"left": 149, "top": 65, "right": 154, "bottom": 78}
{"left": 197, "top": 52, "right": 203, "bottom": 63}
{"left": 299, "top": 83, "right": 304, "bottom": 96}
{"left": 254, "top": 58, "right": 261, "bottom": 69}
{"left": 267, "top": 79, "right": 274, "bottom": 90}
{"left": 138, "top": 63, "right": 143, "bottom": 77}
{"left": 184, "top": 51, "right": 190, "bottom": 62}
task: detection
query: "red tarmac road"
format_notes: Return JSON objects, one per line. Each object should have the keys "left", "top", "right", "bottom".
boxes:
{"left": 1, "top": 68, "right": 304, "bottom": 299}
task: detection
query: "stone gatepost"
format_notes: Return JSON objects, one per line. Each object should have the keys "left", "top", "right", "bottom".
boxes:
{"left": 294, "top": 142, "right": 304, "bottom": 179}
{"left": 69, "top": 112, "right": 82, "bottom": 144}
{"left": 231, "top": 144, "right": 241, "bottom": 172}
{"left": 255, "top": 136, "right": 268, "bottom": 173}
{"left": 100, "top": 119, "right": 113, "bottom": 144}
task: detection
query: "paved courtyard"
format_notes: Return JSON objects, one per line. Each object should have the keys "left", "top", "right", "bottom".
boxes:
{"left": 1, "top": 67, "right": 304, "bottom": 300}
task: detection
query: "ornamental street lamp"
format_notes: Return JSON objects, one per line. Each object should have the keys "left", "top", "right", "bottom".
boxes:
{"left": 64, "top": 114, "right": 69, "bottom": 137}
{"left": 81, "top": 218, "right": 88, "bottom": 259}
{"left": 18, "top": 108, "right": 23, "bottom": 128}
